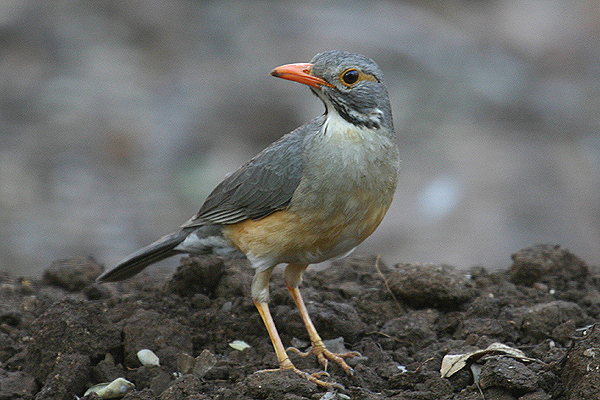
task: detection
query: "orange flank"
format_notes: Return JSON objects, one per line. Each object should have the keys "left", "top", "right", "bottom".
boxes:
{"left": 223, "top": 199, "right": 391, "bottom": 263}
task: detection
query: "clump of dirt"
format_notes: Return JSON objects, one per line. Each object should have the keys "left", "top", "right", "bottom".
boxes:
{"left": 0, "top": 244, "right": 598, "bottom": 399}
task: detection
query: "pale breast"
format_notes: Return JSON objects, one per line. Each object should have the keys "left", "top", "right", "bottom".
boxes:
{"left": 224, "top": 113, "right": 399, "bottom": 266}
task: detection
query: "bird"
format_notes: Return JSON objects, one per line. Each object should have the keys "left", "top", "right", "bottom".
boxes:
{"left": 98, "top": 50, "right": 400, "bottom": 388}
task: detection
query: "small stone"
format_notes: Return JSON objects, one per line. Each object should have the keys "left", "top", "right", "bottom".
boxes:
{"left": 229, "top": 340, "right": 251, "bottom": 351}
{"left": 137, "top": 349, "right": 160, "bottom": 366}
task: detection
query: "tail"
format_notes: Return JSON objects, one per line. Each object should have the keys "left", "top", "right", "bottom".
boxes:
{"left": 97, "top": 230, "right": 190, "bottom": 282}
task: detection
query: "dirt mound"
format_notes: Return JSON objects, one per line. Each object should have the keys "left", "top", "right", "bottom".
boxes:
{"left": 0, "top": 244, "right": 598, "bottom": 399}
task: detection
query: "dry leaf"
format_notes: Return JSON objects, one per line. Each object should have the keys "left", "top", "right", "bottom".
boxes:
{"left": 440, "top": 342, "right": 535, "bottom": 378}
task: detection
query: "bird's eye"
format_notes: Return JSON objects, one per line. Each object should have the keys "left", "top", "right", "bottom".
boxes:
{"left": 341, "top": 69, "right": 359, "bottom": 85}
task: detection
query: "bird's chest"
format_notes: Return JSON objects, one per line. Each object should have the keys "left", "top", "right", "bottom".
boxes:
{"left": 293, "top": 119, "right": 399, "bottom": 214}
{"left": 224, "top": 117, "right": 399, "bottom": 265}
{"left": 284, "top": 119, "right": 398, "bottom": 255}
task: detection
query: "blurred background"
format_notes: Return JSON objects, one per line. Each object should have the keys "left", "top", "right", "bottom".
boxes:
{"left": 1, "top": 0, "right": 599, "bottom": 276}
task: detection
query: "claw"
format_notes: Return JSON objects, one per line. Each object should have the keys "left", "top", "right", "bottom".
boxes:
{"left": 286, "top": 346, "right": 312, "bottom": 357}
{"left": 294, "top": 368, "right": 343, "bottom": 389}
{"left": 287, "top": 343, "right": 361, "bottom": 376}
{"left": 317, "top": 352, "right": 329, "bottom": 372}
{"left": 257, "top": 367, "right": 344, "bottom": 390}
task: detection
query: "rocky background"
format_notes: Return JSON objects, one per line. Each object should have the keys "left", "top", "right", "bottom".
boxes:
{"left": 1, "top": 0, "right": 599, "bottom": 275}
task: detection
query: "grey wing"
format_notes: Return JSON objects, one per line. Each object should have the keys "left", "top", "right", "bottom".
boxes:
{"left": 183, "top": 117, "right": 322, "bottom": 227}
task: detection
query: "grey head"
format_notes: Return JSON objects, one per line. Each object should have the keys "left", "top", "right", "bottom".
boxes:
{"left": 308, "top": 50, "right": 393, "bottom": 132}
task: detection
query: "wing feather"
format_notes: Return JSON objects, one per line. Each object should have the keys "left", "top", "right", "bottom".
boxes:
{"left": 183, "top": 116, "right": 324, "bottom": 228}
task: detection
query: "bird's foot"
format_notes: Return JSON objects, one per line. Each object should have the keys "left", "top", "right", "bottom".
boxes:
{"left": 290, "top": 367, "right": 345, "bottom": 390}
{"left": 257, "top": 366, "right": 344, "bottom": 390}
{"left": 287, "top": 341, "right": 361, "bottom": 376}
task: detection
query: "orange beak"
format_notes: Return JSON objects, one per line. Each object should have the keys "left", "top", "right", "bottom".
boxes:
{"left": 270, "top": 62, "right": 334, "bottom": 88}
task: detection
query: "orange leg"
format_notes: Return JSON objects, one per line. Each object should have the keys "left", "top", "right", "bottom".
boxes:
{"left": 251, "top": 268, "right": 340, "bottom": 389}
{"left": 253, "top": 300, "right": 339, "bottom": 388}
{"left": 284, "top": 264, "right": 360, "bottom": 375}
{"left": 253, "top": 300, "right": 294, "bottom": 370}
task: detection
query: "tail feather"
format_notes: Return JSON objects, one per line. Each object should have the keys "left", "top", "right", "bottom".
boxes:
{"left": 97, "top": 230, "right": 189, "bottom": 282}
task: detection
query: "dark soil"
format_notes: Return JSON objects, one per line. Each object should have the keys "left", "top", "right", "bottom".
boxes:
{"left": 1, "top": 244, "right": 599, "bottom": 399}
